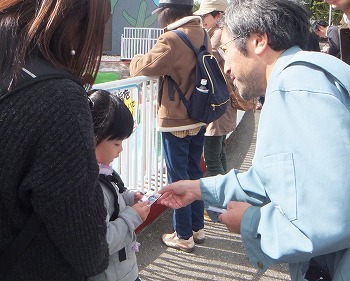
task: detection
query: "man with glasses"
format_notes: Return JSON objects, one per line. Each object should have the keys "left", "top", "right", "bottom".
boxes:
{"left": 159, "top": 0, "right": 350, "bottom": 280}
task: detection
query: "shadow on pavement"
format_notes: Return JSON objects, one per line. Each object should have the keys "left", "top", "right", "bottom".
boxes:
{"left": 226, "top": 109, "right": 257, "bottom": 171}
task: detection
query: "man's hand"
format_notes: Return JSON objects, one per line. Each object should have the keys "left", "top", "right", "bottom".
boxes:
{"left": 158, "top": 179, "right": 202, "bottom": 209}
{"left": 219, "top": 201, "right": 251, "bottom": 234}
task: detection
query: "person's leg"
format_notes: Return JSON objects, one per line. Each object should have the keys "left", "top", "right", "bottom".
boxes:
{"left": 161, "top": 132, "right": 192, "bottom": 239}
{"left": 204, "top": 135, "right": 225, "bottom": 176}
{"left": 161, "top": 132, "right": 190, "bottom": 184}
{"left": 187, "top": 127, "right": 205, "bottom": 180}
{"left": 304, "top": 255, "right": 333, "bottom": 281}
{"left": 259, "top": 96, "right": 265, "bottom": 105}
{"left": 187, "top": 127, "right": 205, "bottom": 233}
{"left": 191, "top": 200, "right": 205, "bottom": 231}
{"left": 220, "top": 135, "right": 228, "bottom": 173}
{"left": 256, "top": 96, "right": 264, "bottom": 109}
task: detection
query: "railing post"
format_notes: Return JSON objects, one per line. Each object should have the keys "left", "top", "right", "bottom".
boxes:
{"left": 94, "top": 76, "right": 166, "bottom": 193}
{"left": 120, "top": 27, "right": 164, "bottom": 60}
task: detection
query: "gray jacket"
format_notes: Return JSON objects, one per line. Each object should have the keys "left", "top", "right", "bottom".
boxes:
{"left": 88, "top": 180, "right": 142, "bottom": 281}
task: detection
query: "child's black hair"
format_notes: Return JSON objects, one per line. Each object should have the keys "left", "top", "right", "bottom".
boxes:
{"left": 88, "top": 89, "right": 134, "bottom": 145}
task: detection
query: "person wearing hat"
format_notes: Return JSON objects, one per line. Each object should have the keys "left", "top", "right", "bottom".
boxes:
{"left": 130, "top": 0, "right": 210, "bottom": 252}
{"left": 194, "top": 0, "right": 238, "bottom": 178}
{"left": 193, "top": 0, "right": 227, "bottom": 40}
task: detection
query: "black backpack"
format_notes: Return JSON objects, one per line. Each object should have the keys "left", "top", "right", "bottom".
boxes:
{"left": 169, "top": 29, "right": 230, "bottom": 123}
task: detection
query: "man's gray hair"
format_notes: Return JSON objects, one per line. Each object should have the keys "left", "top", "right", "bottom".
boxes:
{"left": 224, "top": 0, "right": 310, "bottom": 54}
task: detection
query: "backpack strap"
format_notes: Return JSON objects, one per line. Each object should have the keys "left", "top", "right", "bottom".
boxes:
{"left": 0, "top": 213, "right": 41, "bottom": 275}
{"left": 166, "top": 29, "right": 208, "bottom": 108}
{"left": 98, "top": 173, "right": 127, "bottom": 262}
{"left": 172, "top": 79, "right": 191, "bottom": 109}
{"left": 98, "top": 173, "right": 125, "bottom": 221}
{"left": 173, "top": 29, "right": 208, "bottom": 54}
{"left": 0, "top": 58, "right": 81, "bottom": 103}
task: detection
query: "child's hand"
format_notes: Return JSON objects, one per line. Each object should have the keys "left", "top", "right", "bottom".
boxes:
{"left": 134, "top": 191, "right": 144, "bottom": 204}
{"left": 132, "top": 201, "right": 150, "bottom": 221}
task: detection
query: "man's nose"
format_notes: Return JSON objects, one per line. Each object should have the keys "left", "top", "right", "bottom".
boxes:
{"left": 223, "top": 61, "right": 230, "bottom": 75}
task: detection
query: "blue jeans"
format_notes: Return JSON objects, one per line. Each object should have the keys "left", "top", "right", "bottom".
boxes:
{"left": 162, "top": 127, "right": 205, "bottom": 239}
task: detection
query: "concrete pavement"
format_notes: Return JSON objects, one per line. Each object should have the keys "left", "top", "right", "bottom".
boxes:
{"left": 136, "top": 110, "right": 291, "bottom": 281}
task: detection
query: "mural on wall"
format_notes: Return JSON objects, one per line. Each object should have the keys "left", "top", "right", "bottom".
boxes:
{"left": 109, "top": 0, "right": 160, "bottom": 54}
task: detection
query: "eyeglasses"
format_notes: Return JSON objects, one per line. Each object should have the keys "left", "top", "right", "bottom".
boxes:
{"left": 217, "top": 35, "right": 241, "bottom": 59}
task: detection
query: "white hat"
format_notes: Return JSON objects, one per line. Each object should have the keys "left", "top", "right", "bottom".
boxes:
{"left": 152, "top": 0, "right": 194, "bottom": 14}
{"left": 193, "top": 0, "right": 228, "bottom": 15}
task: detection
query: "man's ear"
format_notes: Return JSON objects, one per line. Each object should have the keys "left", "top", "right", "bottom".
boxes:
{"left": 250, "top": 33, "right": 268, "bottom": 55}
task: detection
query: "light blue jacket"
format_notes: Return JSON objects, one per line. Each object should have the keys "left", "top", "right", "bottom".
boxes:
{"left": 200, "top": 46, "right": 350, "bottom": 280}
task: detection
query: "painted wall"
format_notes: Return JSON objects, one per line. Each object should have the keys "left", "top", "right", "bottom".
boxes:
{"left": 104, "top": 0, "right": 161, "bottom": 55}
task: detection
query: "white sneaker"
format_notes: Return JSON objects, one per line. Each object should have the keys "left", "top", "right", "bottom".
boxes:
{"left": 193, "top": 229, "right": 205, "bottom": 244}
{"left": 162, "top": 232, "right": 195, "bottom": 252}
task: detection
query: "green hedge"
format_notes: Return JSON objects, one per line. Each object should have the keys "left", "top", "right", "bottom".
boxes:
{"left": 95, "top": 72, "right": 120, "bottom": 84}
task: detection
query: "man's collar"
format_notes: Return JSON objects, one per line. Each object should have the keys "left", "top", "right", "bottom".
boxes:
{"left": 266, "top": 46, "right": 302, "bottom": 94}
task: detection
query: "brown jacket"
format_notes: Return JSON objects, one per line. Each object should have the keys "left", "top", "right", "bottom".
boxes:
{"left": 205, "top": 26, "right": 237, "bottom": 136}
{"left": 130, "top": 16, "right": 211, "bottom": 131}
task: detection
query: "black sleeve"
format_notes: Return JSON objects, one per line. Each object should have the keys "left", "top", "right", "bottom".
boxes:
{"left": 27, "top": 80, "right": 109, "bottom": 276}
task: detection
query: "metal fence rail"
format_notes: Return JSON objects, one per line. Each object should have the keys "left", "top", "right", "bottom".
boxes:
{"left": 94, "top": 76, "right": 166, "bottom": 193}
{"left": 120, "top": 27, "right": 163, "bottom": 60}
{"left": 94, "top": 75, "right": 245, "bottom": 193}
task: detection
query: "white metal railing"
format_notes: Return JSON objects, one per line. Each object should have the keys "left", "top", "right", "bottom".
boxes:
{"left": 94, "top": 76, "right": 245, "bottom": 193}
{"left": 94, "top": 76, "right": 167, "bottom": 193}
{"left": 120, "top": 27, "right": 163, "bottom": 60}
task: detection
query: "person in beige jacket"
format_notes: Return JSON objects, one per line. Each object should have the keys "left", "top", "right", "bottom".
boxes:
{"left": 194, "top": 0, "right": 237, "bottom": 177}
{"left": 130, "top": 0, "right": 210, "bottom": 252}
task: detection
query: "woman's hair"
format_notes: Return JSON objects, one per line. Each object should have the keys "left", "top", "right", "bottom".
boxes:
{"left": 224, "top": 0, "right": 310, "bottom": 55}
{"left": 88, "top": 90, "right": 134, "bottom": 146}
{"left": 210, "top": 11, "right": 222, "bottom": 18}
{"left": 158, "top": 8, "right": 193, "bottom": 27}
{"left": 0, "top": 0, "right": 111, "bottom": 89}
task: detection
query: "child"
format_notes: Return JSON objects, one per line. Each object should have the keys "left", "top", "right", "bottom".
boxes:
{"left": 88, "top": 89, "right": 150, "bottom": 281}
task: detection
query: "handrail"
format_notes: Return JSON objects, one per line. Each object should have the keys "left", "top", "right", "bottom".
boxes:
{"left": 94, "top": 76, "right": 158, "bottom": 89}
{"left": 94, "top": 76, "right": 166, "bottom": 193}
{"left": 93, "top": 75, "right": 245, "bottom": 193}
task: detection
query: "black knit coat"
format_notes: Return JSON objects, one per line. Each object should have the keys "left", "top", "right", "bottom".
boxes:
{"left": 0, "top": 76, "right": 109, "bottom": 280}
